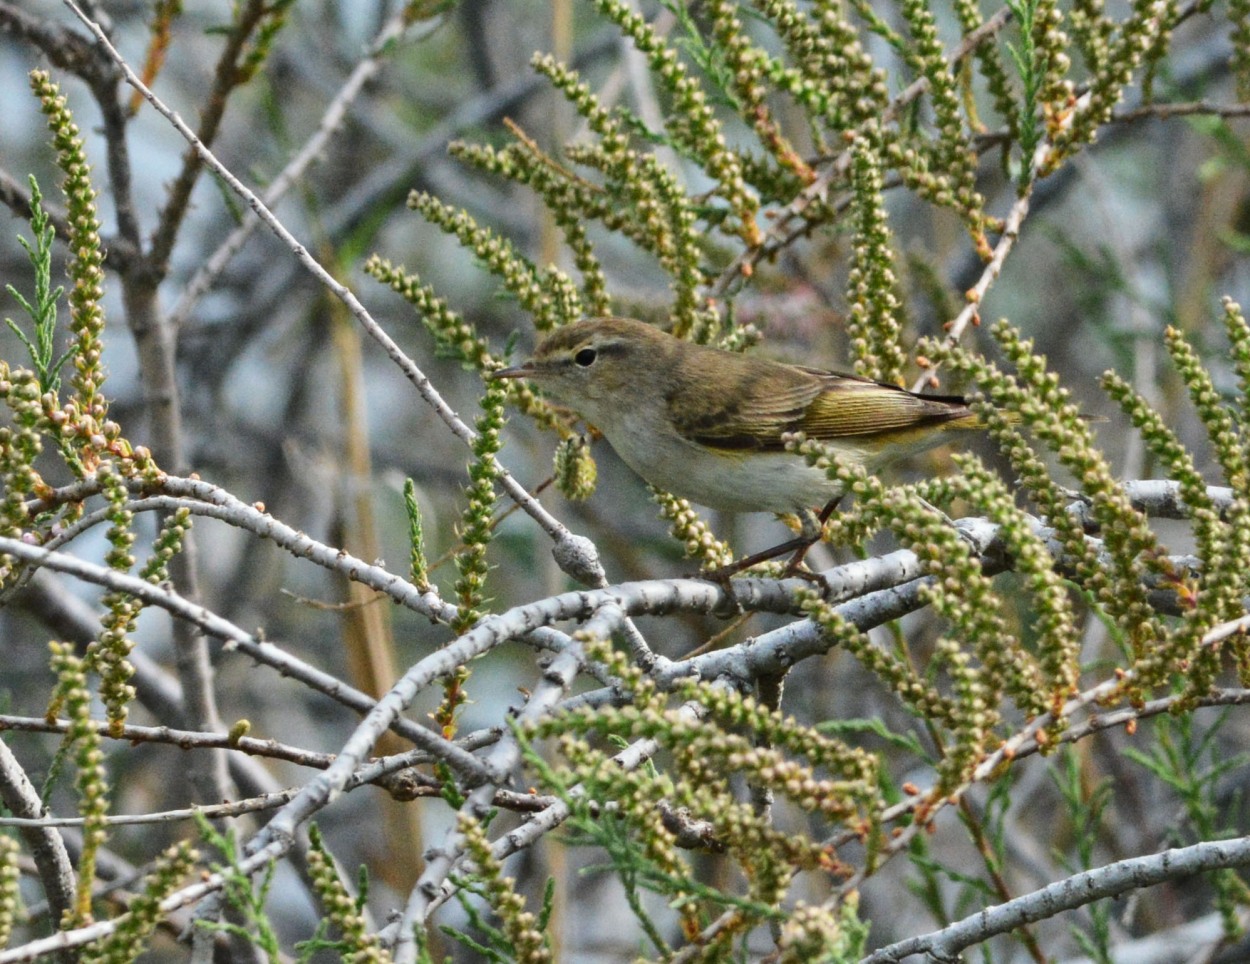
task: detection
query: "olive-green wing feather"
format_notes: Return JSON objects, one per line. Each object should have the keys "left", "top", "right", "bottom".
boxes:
{"left": 667, "top": 359, "right": 827, "bottom": 450}
{"left": 797, "top": 376, "right": 976, "bottom": 441}
{"left": 669, "top": 357, "right": 974, "bottom": 451}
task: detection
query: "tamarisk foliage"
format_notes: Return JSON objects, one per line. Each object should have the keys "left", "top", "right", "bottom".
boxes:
{"left": 0, "top": 0, "right": 1247, "bottom": 960}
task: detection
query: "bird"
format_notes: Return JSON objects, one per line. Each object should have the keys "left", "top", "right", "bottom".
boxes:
{"left": 492, "top": 316, "right": 981, "bottom": 525}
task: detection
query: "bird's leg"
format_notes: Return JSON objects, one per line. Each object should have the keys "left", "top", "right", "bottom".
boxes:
{"left": 700, "top": 534, "right": 812, "bottom": 581}
{"left": 698, "top": 499, "right": 841, "bottom": 582}
{"left": 782, "top": 498, "right": 841, "bottom": 575}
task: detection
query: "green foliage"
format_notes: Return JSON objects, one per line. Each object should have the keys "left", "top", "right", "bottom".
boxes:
{"left": 453, "top": 379, "right": 507, "bottom": 633}
{"left": 404, "top": 476, "right": 431, "bottom": 590}
{"left": 87, "top": 461, "right": 141, "bottom": 735}
{"left": 364, "top": 255, "right": 497, "bottom": 368}
{"left": 4, "top": 0, "right": 1250, "bottom": 957}
{"left": 234, "top": 0, "right": 298, "bottom": 85}
{"left": 0, "top": 75, "right": 165, "bottom": 619}
{"left": 926, "top": 325, "right": 1169, "bottom": 673}
{"left": 1053, "top": 0, "right": 1175, "bottom": 157}
{"left": 448, "top": 814, "right": 552, "bottom": 963}
{"left": 845, "top": 132, "right": 907, "bottom": 383}
{"left": 519, "top": 726, "right": 781, "bottom": 957}
{"left": 193, "top": 815, "right": 282, "bottom": 958}
{"left": 140, "top": 506, "right": 192, "bottom": 586}
{"left": 792, "top": 437, "right": 1047, "bottom": 783}
{"left": 898, "top": 0, "right": 988, "bottom": 245}
{"left": 1233, "top": 0, "right": 1250, "bottom": 99}
{"left": 552, "top": 434, "right": 597, "bottom": 502}
{"left": 593, "top": 0, "right": 761, "bottom": 253}
{"left": 652, "top": 487, "right": 735, "bottom": 570}
{"left": 514, "top": 635, "right": 881, "bottom": 947}
{"left": 29, "top": 70, "right": 108, "bottom": 428}
{"left": 47, "top": 642, "right": 110, "bottom": 927}
{"left": 776, "top": 896, "right": 870, "bottom": 963}
{"left": 1003, "top": 0, "right": 1047, "bottom": 171}
{"left": 364, "top": 253, "right": 564, "bottom": 432}
{"left": 1050, "top": 748, "right": 1116, "bottom": 961}
{"left": 407, "top": 192, "right": 581, "bottom": 332}
{"left": 0, "top": 834, "right": 19, "bottom": 948}
{"left": 0, "top": 366, "right": 49, "bottom": 551}
{"left": 800, "top": 580, "right": 959, "bottom": 729}
{"left": 80, "top": 839, "right": 198, "bottom": 964}
{"left": 302, "top": 825, "right": 393, "bottom": 962}
{"left": 752, "top": 0, "right": 887, "bottom": 134}
{"left": 1100, "top": 321, "right": 1250, "bottom": 698}
{"left": 3, "top": 176, "right": 75, "bottom": 396}
{"left": 1123, "top": 713, "right": 1250, "bottom": 935}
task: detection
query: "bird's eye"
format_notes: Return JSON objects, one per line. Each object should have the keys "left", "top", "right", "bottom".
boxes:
{"left": 574, "top": 348, "right": 597, "bottom": 367}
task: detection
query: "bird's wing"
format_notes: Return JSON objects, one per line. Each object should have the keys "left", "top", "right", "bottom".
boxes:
{"left": 797, "top": 376, "right": 974, "bottom": 440}
{"left": 670, "top": 363, "right": 973, "bottom": 451}
{"left": 667, "top": 360, "right": 825, "bottom": 450}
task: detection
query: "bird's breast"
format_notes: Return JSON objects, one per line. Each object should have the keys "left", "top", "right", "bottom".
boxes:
{"left": 598, "top": 412, "right": 855, "bottom": 514}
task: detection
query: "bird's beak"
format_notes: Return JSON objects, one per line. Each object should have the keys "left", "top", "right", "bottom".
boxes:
{"left": 489, "top": 363, "right": 534, "bottom": 381}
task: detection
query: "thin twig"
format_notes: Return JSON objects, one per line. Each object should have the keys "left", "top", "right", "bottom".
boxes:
{"left": 1112, "top": 99, "right": 1250, "bottom": 122}
{"left": 908, "top": 131, "right": 1054, "bottom": 393}
{"left": 705, "top": 5, "right": 1015, "bottom": 301}
{"left": 168, "top": 9, "right": 441, "bottom": 328}
{"left": 0, "top": 2, "right": 112, "bottom": 82}
{"left": 392, "top": 609, "right": 608, "bottom": 960}
{"left": 146, "top": 0, "right": 268, "bottom": 274}
{"left": 0, "top": 840, "right": 287, "bottom": 964}
{"left": 0, "top": 535, "right": 495, "bottom": 785}
{"left": 0, "top": 741, "right": 76, "bottom": 943}
{"left": 862, "top": 835, "right": 1250, "bottom": 963}
{"left": 829, "top": 610, "right": 1250, "bottom": 899}
{"left": 60, "top": 0, "right": 598, "bottom": 580}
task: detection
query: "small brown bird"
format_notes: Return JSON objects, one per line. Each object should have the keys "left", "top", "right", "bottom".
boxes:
{"left": 493, "top": 317, "right": 980, "bottom": 520}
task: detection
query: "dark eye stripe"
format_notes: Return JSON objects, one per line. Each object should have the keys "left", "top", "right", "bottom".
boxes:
{"left": 589, "top": 340, "right": 627, "bottom": 358}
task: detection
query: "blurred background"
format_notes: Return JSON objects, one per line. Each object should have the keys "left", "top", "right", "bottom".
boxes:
{"left": 2, "top": 0, "right": 1250, "bottom": 959}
